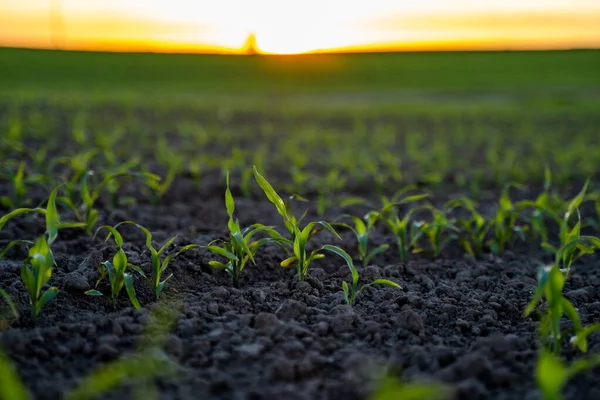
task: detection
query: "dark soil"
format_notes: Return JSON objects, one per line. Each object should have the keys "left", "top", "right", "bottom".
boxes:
{"left": 2, "top": 173, "right": 600, "bottom": 400}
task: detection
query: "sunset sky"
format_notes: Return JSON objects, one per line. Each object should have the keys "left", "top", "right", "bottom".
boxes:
{"left": 1, "top": 0, "right": 599, "bottom": 54}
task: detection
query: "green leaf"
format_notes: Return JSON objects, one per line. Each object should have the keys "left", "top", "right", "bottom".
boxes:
{"left": 364, "top": 244, "right": 389, "bottom": 266}
{"left": 0, "top": 240, "right": 32, "bottom": 261}
{"left": 370, "top": 279, "right": 403, "bottom": 289}
{"left": 156, "top": 274, "right": 173, "bottom": 297}
{"left": 0, "top": 348, "right": 30, "bottom": 400}
{"left": 253, "top": 166, "right": 288, "bottom": 221}
{"left": 157, "top": 235, "right": 178, "bottom": 256}
{"left": 208, "top": 261, "right": 228, "bottom": 269}
{"left": 96, "top": 225, "right": 124, "bottom": 248}
{"left": 321, "top": 244, "right": 358, "bottom": 286}
{"left": 571, "top": 322, "right": 600, "bottom": 353}
{"left": 45, "top": 187, "right": 60, "bottom": 244}
{"left": 536, "top": 351, "right": 567, "bottom": 399}
{"left": 351, "top": 216, "right": 367, "bottom": 236}
{"left": 398, "top": 194, "right": 429, "bottom": 205}
{"left": 342, "top": 281, "right": 350, "bottom": 305}
{"left": 112, "top": 249, "right": 128, "bottom": 273}
{"left": 0, "top": 207, "right": 46, "bottom": 232}
{"left": 280, "top": 257, "right": 298, "bottom": 267}
{"left": 124, "top": 274, "right": 142, "bottom": 309}
{"left": 128, "top": 264, "right": 148, "bottom": 280}
{"left": 225, "top": 171, "right": 235, "bottom": 219}
{"left": 37, "top": 287, "right": 58, "bottom": 311}
{"left": 85, "top": 290, "right": 103, "bottom": 296}
{"left": 206, "top": 245, "right": 238, "bottom": 261}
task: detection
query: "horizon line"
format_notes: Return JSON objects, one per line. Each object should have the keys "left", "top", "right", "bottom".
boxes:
{"left": 2, "top": 43, "right": 600, "bottom": 56}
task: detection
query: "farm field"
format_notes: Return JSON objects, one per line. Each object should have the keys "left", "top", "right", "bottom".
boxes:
{"left": 1, "top": 48, "right": 600, "bottom": 400}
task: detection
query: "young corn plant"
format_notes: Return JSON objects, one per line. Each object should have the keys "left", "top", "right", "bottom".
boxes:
{"left": 336, "top": 212, "right": 388, "bottom": 267}
{"left": 207, "top": 173, "right": 274, "bottom": 287}
{"left": 489, "top": 183, "right": 527, "bottom": 255}
{"left": 518, "top": 167, "right": 566, "bottom": 243}
{"left": 86, "top": 225, "right": 141, "bottom": 309}
{"left": 329, "top": 245, "right": 401, "bottom": 306}
{"left": 20, "top": 235, "right": 58, "bottom": 323}
{"left": 371, "top": 206, "right": 428, "bottom": 263}
{"left": 523, "top": 263, "right": 600, "bottom": 356}
{"left": 413, "top": 206, "right": 458, "bottom": 258}
{"left": 59, "top": 170, "right": 159, "bottom": 235}
{"left": 253, "top": 166, "right": 346, "bottom": 281}
{"left": 445, "top": 198, "right": 493, "bottom": 258}
{"left": 536, "top": 349, "right": 600, "bottom": 400}
{"left": 0, "top": 162, "right": 46, "bottom": 209}
{"left": 110, "top": 222, "right": 199, "bottom": 301}
{"left": 540, "top": 182, "right": 598, "bottom": 275}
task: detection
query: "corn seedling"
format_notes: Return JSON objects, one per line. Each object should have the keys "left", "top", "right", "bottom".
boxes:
{"left": 207, "top": 172, "right": 275, "bottom": 287}
{"left": 536, "top": 349, "right": 600, "bottom": 400}
{"left": 59, "top": 170, "right": 159, "bottom": 235}
{"left": 413, "top": 206, "right": 458, "bottom": 258}
{"left": 86, "top": 225, "right": 141, "bottom": 309}
{"left": 540, "top": 182, "right": 599, "bottom": 275}
{"left": 110, "top": 222, "right": 199, "bottom": 300}
{"left": 0, "top": 162, "right": 46, "bottom": 209}
{"left": 371, "top": 206, "right": 428, "bottom": 263}
{"left": 20, "top": 235, "right": 58, "bottom": 323}
{"left": 331, "top": 244, "right": 401, "bottom": 306}
{"left": 445, "top": 198, "right": 492, "bottom": 258}
{"left": 55, "top": 149, "right": 98, "bottom": 203}
{"left": 524, "top": 265, "right": 588, "bottom": 355}
{"left": 337, "top": 212, "right": 388, "bottom": 266}
{"left": 253, "top": 166, "right": 345, "bottom": 280}
{"left": 518, "top": 167, "right": 566, "bottom": 243}
{"left": 146, "top": 139, "right": 182, "bottom": 204}
{"left": 489, "top": 183, "right": 527, "bottom": 255}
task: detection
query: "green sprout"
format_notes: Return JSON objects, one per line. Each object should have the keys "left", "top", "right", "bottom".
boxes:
{"left": 59, "top": 170, "right": 159, "bottom": 235}
{"left": 0, "top": 162, "right": 46, "bottom": 209}
{"left": 489, "top": 183, "right": 527, "bottom": 255}
{"left": 540, "top": 182, "right": 599, "bottom": 275}
{"left": 146, "top": 139, "right": 182, "bottom": 204}
{"left": 20, "top": 235, "right": 58, "bottom": 323}
{"left": 413, "top": 206, "right": 458, "bottom": 258}
{"left": 253, "top": 166, "right": 345, "bottom": 281}
{"left": 85, "top": 225, "right": 141, "bottom": 309}
{"left": 337, "top": 212, "right": 388, "bottom": 267}
{"left": 331, "top": 244, "right": 401, "bottom": 306}
{"left": 524, "top": 265, "right": 589, "bottom": 355}
{"left": 367, "top": 187, "right": 429, "bottom": 262}
{"left": 445, "top": 198, "right": 492, "bottom": 258}
{"left": 518, "top": 167, "right": 565, "bottom": 243}
{"left": 110, "top": 222, "right": 199, "bottom": 301}
{"left": 535, "top": 349, "right": 600, "bottom": 400}
{"left": 206, "top": 172, "right": 274, "bottom": 287}
{"left": 55, "top": 149, "right": 99, "bottom": 203}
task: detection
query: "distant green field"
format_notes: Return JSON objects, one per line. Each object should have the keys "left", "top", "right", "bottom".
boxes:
{"left": 1, "top": 47, "right": 599, "bottom": 108}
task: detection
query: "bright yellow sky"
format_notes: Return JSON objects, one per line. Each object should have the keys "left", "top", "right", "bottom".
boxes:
{"left": 1, "top": 0, "right": 600, "bottom": 53}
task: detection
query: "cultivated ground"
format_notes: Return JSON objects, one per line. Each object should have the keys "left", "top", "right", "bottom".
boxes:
{"left": 1, "top": 49, "right": 600, "bottom": 400}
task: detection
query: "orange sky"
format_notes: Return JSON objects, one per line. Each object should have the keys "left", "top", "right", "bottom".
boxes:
{"left": 1, "top": 0, "right": 600, "bottom": 54}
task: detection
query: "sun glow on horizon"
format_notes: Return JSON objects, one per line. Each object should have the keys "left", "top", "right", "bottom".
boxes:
{"left": 1, "top": 0, "right": 600, "bottom": 54}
